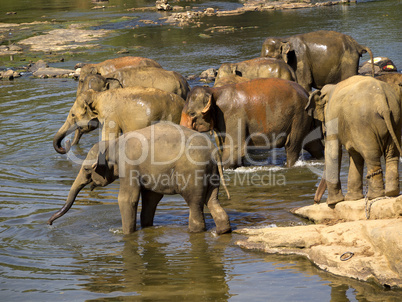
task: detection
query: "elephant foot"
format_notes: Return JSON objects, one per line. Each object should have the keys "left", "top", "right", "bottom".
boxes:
{"left": 215, "top": 224, "right": 232, "bottom": 235}
{"left": 345, "top": 191, "right": 364, "bottom": 201}
{"left": 385, "top": 188, "right": 400, "bottom": 197}
{"left": 366, "top": 189, "right": 384, "bottom": 200}
{"left": 326, "top": 193, "right": 344, "bottom": 205}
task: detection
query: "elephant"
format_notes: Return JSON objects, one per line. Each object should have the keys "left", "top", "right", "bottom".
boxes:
{"left": 215, "top": 57, "right": 296, "bottom": 86}
{"left": 48, "top": 122, "right": 232, "bottom": 235}
{"left": 375, "top": 73, "right": 402, "bottom": 87}
{"left": 77, "top": 56, "right": 162, "bottom": 94}
{"left": 213, "top": 74, "right": 250, "bottom": 87}
{"left": 77, "top": 66, "right": 190, "bottom": 100}
{"left": 261, "top": 30, "right": 375, "bottom": 92}
{"left": 309, "top": 75, "right": 402, "bottom": 205}
{"left": 53, "top": 87, "right": 185, "bottom": 154}
{"left": 180, "top": 78, "right": 324, "bottom": 169}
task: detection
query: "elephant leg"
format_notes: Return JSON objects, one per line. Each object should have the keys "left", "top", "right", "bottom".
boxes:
{"left": 118, "top": 178, "right": 140, "bottom": 234}
{"left": 345, "top": 151, "right": 364, "bottom": 201}
{"left": 140, "top": 189, "right": 163, "bottom": 228}
{"left": 205, "top": 186, "right": 231, "bottom": 235}
{"left": 384, "top": 138, "right": 400, "bottom": 197}
{"left": 365, "top": 162, "right": 384, "bottom": 200}
{"left": 284, "top": 133, "right": 303, "bottom": 167}
{"left": 324, "top": 136, "right": 344, "bottom": 205}
{"left": 183, "top": 193, "right": 206, "bottom": 233}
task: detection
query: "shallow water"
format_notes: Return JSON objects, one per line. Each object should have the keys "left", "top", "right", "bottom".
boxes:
{"left": 1, "top": 0, "right": 401, "bottom": 301}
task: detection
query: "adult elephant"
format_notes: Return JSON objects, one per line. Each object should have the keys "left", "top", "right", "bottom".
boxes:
{"left": 309, "top": 76, "right": 402, "bottom": 205}
{"left": 215, "top": 57, "right": 296, "bottom": 86}
{"left": 53, "top": 87, "right": 185, "bottom": 154}
{"left": 77, "top": 56, "right": 162, "bottom": 95}
{"left": 180, "top": 78, "right": 324, "bottom": 168}
{"left": 77, "top": 66, "right": 190, "bottom": 100}
{"left": 261, "top": 30, "right": 375, "bottom": 92}
{"left": 49, "top": 123, "right": 232, "bottom": 235}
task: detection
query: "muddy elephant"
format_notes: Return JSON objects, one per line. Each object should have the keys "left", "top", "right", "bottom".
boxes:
{"left": 180, "top": 78, "right": 324, "bottom": 168}
{"left": 214, "top": 74, "right": 250, "bottom": 87}
{"left": 215, "top": 57, "right": 296, "bottom": 86}
{"left": 48, "top": 123, "right": 232, "bottom": 235}
{"left": 53, "top": 87, "right": 185, "bottom": 154}
{"left": 309, "top": 76, "right": 402, "bottom": 205}
{"left": 77, "top": 66, "right": 190, "bottom": 100}
{"left": 261, "top": 30, "right": 375, "bottom": 92}
{"left": 77, "top": 56, "right": 162, "bottom": 94}
{"left": 375, "top": 73, "right": 402, "bottom": 86}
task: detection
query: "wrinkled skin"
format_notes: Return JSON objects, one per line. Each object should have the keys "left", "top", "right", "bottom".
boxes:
{"left": 261, "top": 30, "right": 375, "bottom": 92}
{"left": 53, "top": 87, "right": 185, "bottom": 154}
{"left": 48, "top": 123, "right": 231, "bottom": 235}
{"left": 180, "top": 78, "right": 324, "bottom": 169}
{"left": 215, "top": 57, "right": 296, "bottom": 87}
{"left": 310, "top": 76, "right": 402, "bottom": 205}
{"left": 77, "top": 56, "right": 161, "bottom": 95}
{"left": 77, "top": 66, "right": 190, "bottom": 100}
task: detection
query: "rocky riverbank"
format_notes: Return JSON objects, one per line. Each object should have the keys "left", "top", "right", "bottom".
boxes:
{"left": 235, "top": 196, "right": 402, "bottom": 288}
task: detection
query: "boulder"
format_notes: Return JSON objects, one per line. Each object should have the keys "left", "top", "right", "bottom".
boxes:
{"left": 236, "top": 218, "right": 402, "bottom": 288}
{"left": 32, "top": 67, "right": 76, "bottom": 78}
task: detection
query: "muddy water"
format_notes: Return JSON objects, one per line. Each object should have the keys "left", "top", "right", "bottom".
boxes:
{"left": 1, "top": 0, "right": 401, "bottom": 301}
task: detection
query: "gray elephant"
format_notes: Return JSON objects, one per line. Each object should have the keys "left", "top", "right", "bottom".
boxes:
{"left": 180, "top": 78, "right": 324, "bottom": 168}
{"left": 77, "top": 56, "right": 162, "bottom": 93}
{"left": 215, "top": 57, "right": 296, "bottom": 87}
{"left": 53, "top": 87, "right": 185, "bottom": 154}
{"left": 77, "top": 66, "right": 190, "bottom": 100}
{"left": 261, "top": 30, "right": 375, "bottom": 92}
{"left": 48, "top": 123, "right": 232, "bottom": 235}
{"left": 309, "top": 76, "right": 402, "bottom": 205}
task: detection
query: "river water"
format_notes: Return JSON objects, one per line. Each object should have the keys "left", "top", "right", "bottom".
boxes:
{"left": 0, "top": 0, "right": 401, "bottom": 301}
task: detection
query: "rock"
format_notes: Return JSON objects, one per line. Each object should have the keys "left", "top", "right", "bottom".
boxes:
{"left": 292, "top": 196, "right": 402, "bottom": 224}
{"left": 236, "top": 218, "right": 402, "bottom": 288}
{"left": 32, "top": 67, "right": 76, "bottom": 78}
{"left": 28, "top": 59, "right": 48, "bottom": 73}
{"left": 0, "top": 69, "right": 20, "bottom": 80}
{"left": 18, "top": 28, "right": 109, "bottom": 52}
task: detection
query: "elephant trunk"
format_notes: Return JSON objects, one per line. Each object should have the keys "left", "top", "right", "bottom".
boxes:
{"left": 47, "top": 171, "right": 90, "bottom": 225}
{"left": 53, "top": 121, "right": 77, "bottom": 154}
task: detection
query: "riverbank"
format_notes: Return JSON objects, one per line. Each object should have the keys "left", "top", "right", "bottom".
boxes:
{"left": 235, "top": 196, "right": 402, "bottom": 289}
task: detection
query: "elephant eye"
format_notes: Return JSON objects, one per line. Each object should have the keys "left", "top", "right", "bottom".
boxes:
{"left": 188, "top": 112, "right": 196, "bottom": 117}
{"left": 71, "top": 113, "right": 76, "bottom": 118}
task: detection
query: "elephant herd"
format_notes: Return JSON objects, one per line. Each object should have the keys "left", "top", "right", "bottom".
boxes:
{"left": 48, "top": 30, "right": 402, "bottom": 235}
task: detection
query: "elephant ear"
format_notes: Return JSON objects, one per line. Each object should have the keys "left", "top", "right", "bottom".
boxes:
{"left": 306, "top": 90, "right": 326, "bottom": 122}
{"left": 201, "top": 93, "right": 216, "bottom": 131}
{"left": 280, "top": 42, "right": 291, "bottom": 63}
{"left": 105, "top": 78, "right": 123, "bottom": 90}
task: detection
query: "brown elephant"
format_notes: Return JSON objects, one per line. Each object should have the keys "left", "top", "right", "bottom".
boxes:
{"left": 261, "top": 30, "right": 375, "bottom": 92}
{"left": 77, "top": 66, "right": 190, "bottom": 100}
{"left": 180, "top": 78, "right": 324, "bottom": 168}
{"left": 213, "top": 74, "right": 250, "bottom": 87}
{"left": 49, "top": 123, "right": 232, "bottom": 235}
{"left": 214, "top": 57, "right": 296, "bottom": 87}
{"left": 375, "top": 73, "right": 402, "bottom": 86}
{"left": 309, "top": 76, "right": 402, "bottom": 205}
{"left": 77, "top": 56, "right": 162, "bottom": 95}
{"left": 53, "top": 87, "right": 185, "bottom": 154}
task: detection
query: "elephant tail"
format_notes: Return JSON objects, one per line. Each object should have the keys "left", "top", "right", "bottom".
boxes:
{"left": 212, "top": 131, "right": 230, "bottom": 200}
{"left": 358, "top": 44, "right": 375, "bottom": 77}
{"left": 383, "top": 105, "right": 402, "bottom": 156}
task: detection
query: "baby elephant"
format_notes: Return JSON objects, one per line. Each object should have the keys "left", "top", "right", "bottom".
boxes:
{"left": 48, "top": 123, "right": 232, "bottom": 235}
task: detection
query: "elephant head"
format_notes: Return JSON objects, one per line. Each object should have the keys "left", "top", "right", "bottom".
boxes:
{"left": 261, "top": 38, "right": 291, "bottom": 63}
{"left": 306, "top": 85, "right": 336, "bottom": 123}
{"left": 53, "top": 90, "right": 100, "bottom": 154}
{"left": 180, "top": 87, "right": 216, "bottom": 132}
{"left": 48, "top": 141, "right": 119, "bottom": 225}
{"left": 77, "top": 73, "right": 122, "bottom": 96}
